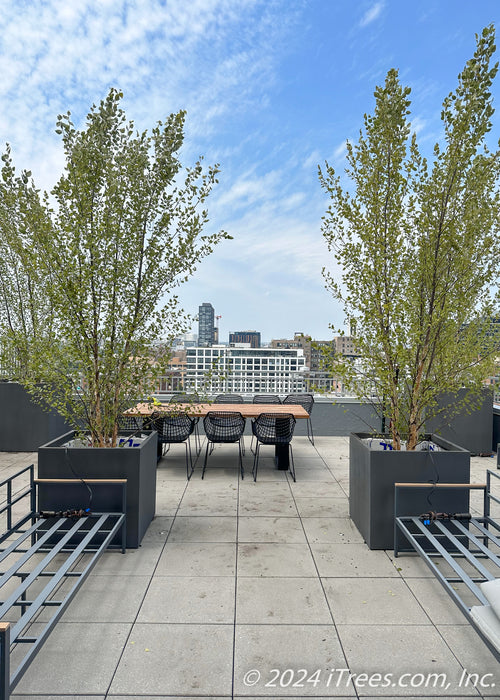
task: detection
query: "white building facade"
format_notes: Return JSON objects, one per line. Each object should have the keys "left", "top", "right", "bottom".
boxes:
{"left": 183, "top": 345, "right": 306, "bottom": 396}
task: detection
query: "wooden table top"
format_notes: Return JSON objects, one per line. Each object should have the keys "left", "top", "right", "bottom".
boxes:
{"left": 126, "top": 402, "right": 309, "bottom": 419}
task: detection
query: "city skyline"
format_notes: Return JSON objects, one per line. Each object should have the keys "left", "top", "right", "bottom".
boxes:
{"left": 1, "top": 2, "right": 499, "bottom": 343}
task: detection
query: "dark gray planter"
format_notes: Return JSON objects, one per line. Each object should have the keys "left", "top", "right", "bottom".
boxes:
{"left": 493, "top": 406, "right": 500, "bottom": 458}
{"left": 0, "top": 382, "right": 70, "bottom": 451}
{"left": 349, "top": 432, "right": 471, "bottom": 550}
{"left": 37, "top": 430, "right": 158, "bottom": 548}
{"left": 425, "top": 387, "right": 494, "bottom": 455}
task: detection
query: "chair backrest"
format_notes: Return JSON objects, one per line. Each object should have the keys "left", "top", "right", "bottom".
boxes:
{"left": 283, "top": 393, "right": 314, "bottom": 413}
{"left": 161, "top": 414, "right": 195, "bottom": 441}
{"left": 214, "top": 394, "right": 244, "bottom": 404}
{"left": 170, "top": 393, "right": 201, "bottom": 404}
{"left": 252, "top": 413, "right": 296, "bottom": 443}
{"left": 252, "top": 394, "right": 281, "bottom": 404}
{"left": 203, "top": 411, "right": 246, "bottom": 442}
{"left": 147, "top": 410, "right": 164, "bottom": 433}
{"left": 117, "top": 415, "right": 141, "bottom": 431}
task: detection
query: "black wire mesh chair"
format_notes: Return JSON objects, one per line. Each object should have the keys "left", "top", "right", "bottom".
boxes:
{"left": 250, "top": 394, "right": 282, "bottom": 452}
{"left": 151, "top": 411, "right": 196, "bottom": 479}
{"left": 117, "top": 414, "right": 142, "bottom": 432}
{"left": 214, "top": 394, "right": 245, "bottom": 404}
{"left": 251, "top": 412, "right": 296, "bottom": 482}
{"left": 252, "top": 394, "right": 282, "bottom": 404}
{"left": 283, "top": 393, "right": 315, "bottom": 445}
{"left": 169, "top": 394, "right": 202, "bottom": 453}
{"left": 170, "top": 393, "right": 201, "bottom": 404}
{"left": 202, "top": 411, "right": 246, "bottom": 479}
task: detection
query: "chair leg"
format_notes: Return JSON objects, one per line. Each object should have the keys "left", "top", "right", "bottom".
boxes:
{"left": 252, "top": 442, "right": 260, "bottom": 482}
{"left": 238, "top": 439, "right": 244, "bottom": 479}
{"left": 307, "top": 417, "right": 314, "bottom": 445}
{"left": 202, "top": 441, "right": 211, "bottom": 479}
{"left": 288, "top": 444, "right": 296, "bottom": 482}
{"left": 185, "top": 438, "right": 194, "bottom": 480}
{"left": 195, "top": 424, "right": 201, "bottom": 454}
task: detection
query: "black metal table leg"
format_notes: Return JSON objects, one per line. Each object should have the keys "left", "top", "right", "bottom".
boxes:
{"left": 275, "top": 444, "right": 289, "bottom": 470}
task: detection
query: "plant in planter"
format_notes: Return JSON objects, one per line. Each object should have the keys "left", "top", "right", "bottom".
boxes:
{"left": 0, "top": 148, "right": 56, "bottom": 382}
{"left": 4, "top": 88, "right": 230, "bottom": 445}
{"left": 0, "top": 150, "right": 70, "bottom": 450}
{"left": 1, "top": 89, "right": 230, "bottom": 545}
{"left": 319, "top": 27, "right": 500, "bottom": 548}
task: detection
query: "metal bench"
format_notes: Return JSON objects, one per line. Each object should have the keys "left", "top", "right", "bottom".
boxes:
{"left": 394, "top": 470, "right": 500, "bottom": 660}
{"left": 0, "top": 466, "right": 127, "bottom": 700}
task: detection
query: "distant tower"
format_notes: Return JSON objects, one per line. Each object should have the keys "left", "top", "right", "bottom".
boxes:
{"left": 229, "top": 330, "right": 261, "bottom": 348}
{"left": 198, "top": 303, "right": 215, "bottom": 346}
{"left": 215, "top": 315, "right": 222, "bottom": 344}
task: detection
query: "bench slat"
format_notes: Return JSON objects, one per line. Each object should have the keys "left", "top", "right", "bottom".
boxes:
{"left": 10, "top": 514, "right": 114, "bottom": 641}
{"left": 9, "top": 512, "right": 125, "bottom": 690}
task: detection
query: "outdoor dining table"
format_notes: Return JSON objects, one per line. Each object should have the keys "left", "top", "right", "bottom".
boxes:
{"left": 125, "top": 402, "right": 309, "bottom": 470}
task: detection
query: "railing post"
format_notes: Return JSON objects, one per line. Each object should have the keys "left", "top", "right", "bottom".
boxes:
{"left": 121, "top": 482, "right": 127, "bottom": 554}
{"left": 6, "top": 481, "right": 11, "bottom": 534}
{"left": 0, "top": 622, "right": 10, "bottom": 700}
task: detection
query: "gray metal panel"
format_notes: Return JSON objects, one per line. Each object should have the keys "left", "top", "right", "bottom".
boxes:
{"left": 0, "top": 383, "right": 70, "bottom": 452}
{"left": 425, "top": 388, "right": 493, "bottom": 455}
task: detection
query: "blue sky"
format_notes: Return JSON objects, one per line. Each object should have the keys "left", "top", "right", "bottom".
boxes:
{"left": 1, "top": 1, "right": 500, "bottom": 343}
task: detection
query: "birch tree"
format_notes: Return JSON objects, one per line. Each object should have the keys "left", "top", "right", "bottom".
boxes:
{"left": 1, "top": 88, "right": 230, "bottom": 446}
{"left": 320, "top": 25, "right": 500, "bottom": 449}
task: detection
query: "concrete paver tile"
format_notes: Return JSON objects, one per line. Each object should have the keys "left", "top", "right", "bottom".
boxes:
{"left": 236, "top": 577, "right": 332, "bottom": 624}
{"left": 138, "top": 575, "right": 236, "bottom": 623}
{"left": 404, "top": 577, "right": 474, "bottom": 625}
{"left": 239, "top": 494, "right": 298, "bottom": 517}
{"left": 322, "top": 577, "right": 431, "bottom": 625}
{"left": 13, "top": 622, "right": 131, "bottom": 695}
{"left": 311, "top": 543, "right": 399, "bottom": 578}
{"left": 156, "top": 542, "right": 236, "bottom": 576}
{"left": 233, "top": 624, "right": 355, "bottom": 697}
{"left": 110, "top": 623, "right": 233, "bottom": 695}
{"left": 238, "top": 515, "right": 307, "bottom": 543}
{"left": 337, "top": 624, "right": 483, "bottom": 697}
{"left": 302, "top": 516, "right": 365, "bottom": 544}
{"left": 437, "top": 624, "right": 500, "bottom": 692}
{"left": 168, "top": 515, "right": 237, "bottom": 542}
{"left": 289, "top": 482, "right": 346, "bottom": 498}
{"left": 93, "top": 543, "right": 164, "bottom": 576}
{"left": 238, "top": 543, "right": 318, "bottom": 577}
{"left": 51, "top": 574, "right": 150, "bottom": 623}
{"left": 295, "top": 497, "right": 349, "bottom": 518}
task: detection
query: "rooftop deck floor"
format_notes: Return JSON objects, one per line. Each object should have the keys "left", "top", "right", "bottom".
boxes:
{"left": 1, "top": 436, "right": 499, "bottom": 699}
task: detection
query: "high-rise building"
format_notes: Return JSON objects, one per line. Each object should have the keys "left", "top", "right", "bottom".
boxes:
{"left": 198, "top": 303, "right": 215, "bottom": 347}
{"left": 229, "top": 331, "right": 261, "bottom": 348}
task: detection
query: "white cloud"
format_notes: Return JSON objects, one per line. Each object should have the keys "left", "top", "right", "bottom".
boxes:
{"left": 359, "top": 2, "right": 385, "bottom": 28}
{"left": 333, "top": 140, "right": 348, "bottom": 161}
{"left": 409, "top": 116, "right": 426, "bottom": 135}
{"left": 0, "top": 0, "right": 290, "bottom": 189}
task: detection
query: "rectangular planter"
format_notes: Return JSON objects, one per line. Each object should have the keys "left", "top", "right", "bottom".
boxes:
{"left": 0, "top": 382, "right": 70, "bottom": 451}
{"left": 494, "top": 406, "right": 500, "bottom": 457}
{"left": 37, "top": 430, "right": 158, "bottom": 548}
{"left": 349, "top": 432, "right": 471, "bottom": 550}
{"left": 425, "top": 388, "right": 493, "bottom": 455}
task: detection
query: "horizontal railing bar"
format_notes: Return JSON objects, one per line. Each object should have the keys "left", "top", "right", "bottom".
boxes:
{"left": 34, "top": 478, "right": 127, "bottom": 485}
{"left": 0, "top": 465, "right": 33, "bottom": 490}
{"left": 395, "top": 482, "right": 486, "bottom": 489}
